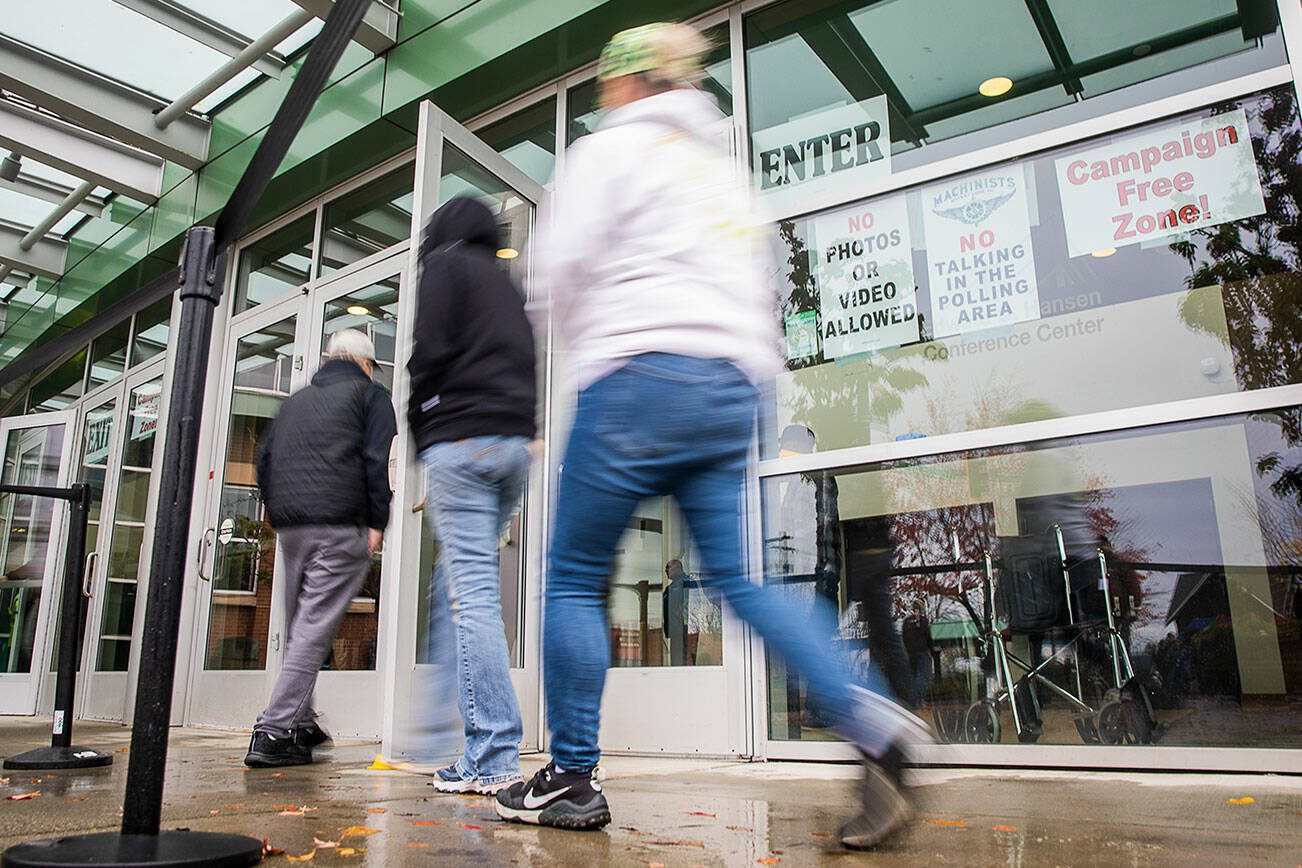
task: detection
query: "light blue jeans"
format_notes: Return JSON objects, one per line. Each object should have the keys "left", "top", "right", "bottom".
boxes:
{"left": 545, "top": 354, "right": 906, "bottom": 772}
{"left": 421, "top": 435, "right": 530, "bottom": 785}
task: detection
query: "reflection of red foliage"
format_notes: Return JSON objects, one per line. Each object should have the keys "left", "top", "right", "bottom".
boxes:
{"left": 889, "top": 500, "right": 994, "bottom": 623}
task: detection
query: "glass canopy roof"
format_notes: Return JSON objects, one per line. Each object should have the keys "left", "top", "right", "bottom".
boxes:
{"left": 0, "top": 0, "right": 331, "bottom": 306}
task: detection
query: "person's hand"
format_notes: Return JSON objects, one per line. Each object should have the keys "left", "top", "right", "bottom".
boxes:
{"left": 368, "top": 528, "right": 384, "bottom": 555}
{"left": 525, "top": 439, "right": 545, "bottom": 461}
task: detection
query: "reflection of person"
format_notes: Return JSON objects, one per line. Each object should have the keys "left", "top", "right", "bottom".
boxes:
{"left": 246, "top": 329, "right": 397, "bottom": 767}
{"left": 496, "top": 23, "right": 930, "bottom": 851}
{"left": 661, "top": 559, "right": 714, "bottom": 665}
{"left": 901, "top": 600, "right": 934, "bottom": 706}
{"left": 408, "top": 196, "right": 539, "bottom": 795}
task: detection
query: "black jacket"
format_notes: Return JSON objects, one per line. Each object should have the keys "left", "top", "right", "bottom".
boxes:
{"left": 408, "top": 196, "right": 537, "bottom": 450}
{"left": 255, "top": 359, "right": 398, "bottom": 530}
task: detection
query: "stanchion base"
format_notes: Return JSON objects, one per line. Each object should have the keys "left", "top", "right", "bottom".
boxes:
{"left": 2, "top": 831, "right": 262, "bottom": 867}
{"left": 3, "top": 746, "right": 113, "bottom": 771}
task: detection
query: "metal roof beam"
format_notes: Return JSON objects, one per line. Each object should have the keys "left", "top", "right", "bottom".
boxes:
{"left": 0, "top": 99, "right": 164, "bottom": 202}
{"left": 287, "top": 0, "right": 398, "bottom": 53}
{"left": 0, "top": 219, "right": 66, "bottom": 278}
{"left": 0, "top": 171, "right": 106, "bottom": 218}
{"left": 111, "top": 0, "right": 288, "bottom": 78}
{"left": 0, "top": 34, "right": 210, "bottom": 169}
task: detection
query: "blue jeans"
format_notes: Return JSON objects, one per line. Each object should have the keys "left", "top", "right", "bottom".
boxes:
{"left": 544, "top": 354, "right": 898, "bottom": 772}
{"left": 421, "top": 435, "right": 530, "bottom": 785}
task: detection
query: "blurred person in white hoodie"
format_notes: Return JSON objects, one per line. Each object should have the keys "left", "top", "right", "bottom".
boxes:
{"left": 493, "top": 22, "right": 929, "bottom": 848}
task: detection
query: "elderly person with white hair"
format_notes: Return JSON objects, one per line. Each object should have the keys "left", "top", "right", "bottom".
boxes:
{"left": 245, "top": 328, "right": 397, "bottom": 767}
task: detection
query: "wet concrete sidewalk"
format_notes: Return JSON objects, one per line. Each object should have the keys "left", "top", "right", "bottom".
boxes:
{"left": 1, "top": 720, "right": 1299, "bottom": 866}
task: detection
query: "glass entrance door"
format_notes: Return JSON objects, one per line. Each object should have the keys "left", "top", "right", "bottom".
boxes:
{"left": 187, "top": 298, "right": 306, "bottom": 727}
{"left": 74, "top": 364, "right": 168, "bottom": 722}
{"left": 0, "top": 411, "right": 76, "bottom": 714}
{"left": 382, "top": 101, "right": 546, "bottom": 760}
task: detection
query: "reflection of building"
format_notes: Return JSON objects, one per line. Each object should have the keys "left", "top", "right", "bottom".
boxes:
{"left": 2, "top": 0, "right": 1301, "bottom": 771}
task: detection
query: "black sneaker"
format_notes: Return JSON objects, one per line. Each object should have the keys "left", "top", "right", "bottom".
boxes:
{"left": 294, "top": 722, "right": 332, "bottom": 750}
{"left": 495, "top": 762, "right": 610, "bottom": 830}
{"left": 839, "top": 757, "right": 913, "bottom": 850}
{"left": 244, "top": 730, "right": 312, "bottom": 768}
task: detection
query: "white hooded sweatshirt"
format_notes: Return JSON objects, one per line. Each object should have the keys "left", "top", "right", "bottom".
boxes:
{"left": 533, "top": 88, "right": 782, "bottom": 390}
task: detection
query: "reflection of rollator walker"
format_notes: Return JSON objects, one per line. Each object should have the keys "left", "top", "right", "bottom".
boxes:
{"left": 963, "top": 527, "right": 1160, "bottom": 746}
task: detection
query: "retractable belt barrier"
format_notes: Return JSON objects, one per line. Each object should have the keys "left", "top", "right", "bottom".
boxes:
{"left": 1, "top": 482, "right": 113, "bottom": 772}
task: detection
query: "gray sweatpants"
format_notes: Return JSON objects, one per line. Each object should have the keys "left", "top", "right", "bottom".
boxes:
{"left": 254, "top": 525, "right": 371, "bottom": 736}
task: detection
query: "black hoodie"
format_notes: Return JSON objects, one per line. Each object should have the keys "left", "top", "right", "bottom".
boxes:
{"left": 407, "top": 196, "right": 537, "bottom": 450}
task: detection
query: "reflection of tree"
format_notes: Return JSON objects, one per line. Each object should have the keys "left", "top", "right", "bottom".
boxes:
{"left": 1174, "top": 85, "right": 1302, "bottom": 503}
{"left": 775, "top": 220, "right": 930, "bottom": 440}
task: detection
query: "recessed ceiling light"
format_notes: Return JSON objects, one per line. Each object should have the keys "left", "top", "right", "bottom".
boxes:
{"left": 1133, "top": 44, "right": 1152, "bottom": 57}
{"left": 346, "top": 304, "right": 370, "bottom": 315}
{"left": 1092, "top": 247, "right": 1117, "bottom": 258}
{"left": 978, "top": 76, "right": 1013, "bottom": 98}
{"left": 496, "top": 248, "right": 519, "bottom": 259}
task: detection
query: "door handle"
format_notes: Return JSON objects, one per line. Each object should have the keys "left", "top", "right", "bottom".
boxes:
{"left": 197, "top": 528, "right": 215, "bottom": 582}
{"left": 82, "top": 551, "right": 98, "bottom": 598}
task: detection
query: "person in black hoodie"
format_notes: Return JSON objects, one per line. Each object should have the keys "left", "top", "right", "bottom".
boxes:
{"left": 246, "top": 328, "right": 397, "bottom": 767}
{"left": 408, "top": 196, "right": 537, "bottom": 794}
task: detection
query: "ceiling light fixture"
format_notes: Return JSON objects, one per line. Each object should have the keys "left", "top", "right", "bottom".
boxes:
{"left": 0, "top": 152, "right": 22, "bottom": 182}
{"left": 1092, "top": 247, "right": 1117, "bottom": 258}
{"left": 496, "top": 248, "right": 519, "bottom": 259}
{"left": 978, "top": 76, "right": 1014, "bottom": 98}
{"left": 346, "top": 304, "right": 370, "bottom": 316}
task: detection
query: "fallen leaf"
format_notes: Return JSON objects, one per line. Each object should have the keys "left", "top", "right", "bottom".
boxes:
{"left": 6, "top": 792, "right": 40, "bottom": 801}
{"left": 648, "top": 863, "right": 666, "bottom": 868}
{"left": 0, "top": 777, "right": 8, "bottom": 785}
{"left": 408, "top": 843, "right": 430, "bottom": 849}
{"left": 271, "top": 804, "right": 300, "bottom": 811}
{"left": 992, "top": 825, "right": 1018, "bottom": 832}
{"left": 114, "top": 748, "right": 129, "bottom": 753}
{"left": 758, "top": 859, "right": 781, "bottom": 865}
{"left": 1227, "top": 797, "right": 1255, "bottom": 805}
{"left": 260, "top": 837, "right": 284, "bottom": 857}
{"left": 339, "top": 826, "right": 380, "bottom": 838}
{"left": 67, "top": 797, "right": 87, "bottom": 803}
{"left": 649, "top": 840, "right": 705, "bottom": 848}
{"left": 366, "top": 807, "right": 387, "bottom": 814}
{"left": 923, "top": 819, "right": 966, "bottom": 827}
{"left": 725, "top": 825, "right": 752, "bottom": 832}
{"left": 312, "top": 838, "right": 339, "bottom": 849}
{"left": 286, "top": 849, "right": 315, "bottom": 862}
{"left": 411, "top": 820, "right": 440, "bottom": 827}
{"left": 459, "top": 823, "right": 483, "bottom": 830}
{"left": 209, "top": 810, "right": 221, "bottom": 816}
{"left": 337, "top": 848, "right": 360, "bottom": 857}
{"left": 225, "top": 803, "right": 246, "bottom": 811}
{"left": 810, "top": 832, "right": 832, "bottom": 839}
{"left": 685, "top": 811, "right": 716, "bottom": 818}
{"left": 29, "top": 779, "right": 40, "bottom": 784}
{"left": 272, "top": 773, "right": 284, "bottom": 778}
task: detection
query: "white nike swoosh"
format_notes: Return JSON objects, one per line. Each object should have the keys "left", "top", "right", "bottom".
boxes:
{"left": 521, "top": 785, "right": 571, "bottom": 810}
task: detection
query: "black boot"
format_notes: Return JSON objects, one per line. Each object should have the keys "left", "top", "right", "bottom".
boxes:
{"left": 244, "top": 730, "right": 312, "bottom": 767}
{"left": 294, "top": 722, "right": 333, "bottom": 750}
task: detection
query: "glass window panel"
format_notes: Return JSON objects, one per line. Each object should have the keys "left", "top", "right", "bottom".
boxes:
{"left": 28, "top": 350, "right": 87, "bottom": 413}
{"left": 0, "top": 422, "right": 65, "bottom": 674}
{"left": 205, "top": 320, "right": 296, "bottom": 670}
{"left": 437, "top": 145, "right": 534, "bottom": 286}
{"left": 567, "top": 23, "right": 732, "bottom": 146}
{"left": 476, "top": 97, "right": 558, "bottom": 186}
{"left": 318, "top": 165, "right": 415, "bottom": 277}
{"left": 763, "top": 406, "right": 1302, "bottom": 748}
{"left": 86, "top": 320, "right": 131, "bottom": 391}
{"left": 130, "top": 295, "right": 173, "bottom": 368}
{"left": 744, "top": 0, "right": 1278, "bottom": 199}
{"left": 97, "top": 638, "right": 131, "bottom": 672}
{"left": 321, "top": 279, "right": 400, "bottom": 392}
{"left": 611, "top": 501, "right": 721, "bottom": 668}
{"left": 765, "top": 86, "right": 1302, "bottom": 458}
{"left": 233, "top": 215, "right": 315, "bottom": 313}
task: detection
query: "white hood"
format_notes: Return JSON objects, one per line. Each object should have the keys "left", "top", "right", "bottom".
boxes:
{"left": 532, "top": 88, "right": 782, "bottom": 391}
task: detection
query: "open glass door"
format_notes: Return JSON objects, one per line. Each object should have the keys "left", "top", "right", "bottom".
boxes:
{"left": 186, "top": 298, "right": 306, "bottom": 726}
{"left": 382, "top": 101, "right": 546, "bottom": 760}
{"left": 77, "top": 364, "right": 167, "bottom": 722}
{"left": 0, "top": 411, "right": 76, "bottom": 714}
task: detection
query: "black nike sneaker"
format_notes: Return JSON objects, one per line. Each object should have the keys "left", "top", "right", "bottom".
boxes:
{"left": 244, "top": 731, "right": 312, "bottom": 768}
{"left": 495, "top": 762, "right": 610, "bottom": 830}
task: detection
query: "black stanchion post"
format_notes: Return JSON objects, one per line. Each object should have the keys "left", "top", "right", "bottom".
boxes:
{"left": 3, "top": 483, "right": 112, "bottom": 771}
{"left": 2, "top": 229, "right": 262, "bottom": 867}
